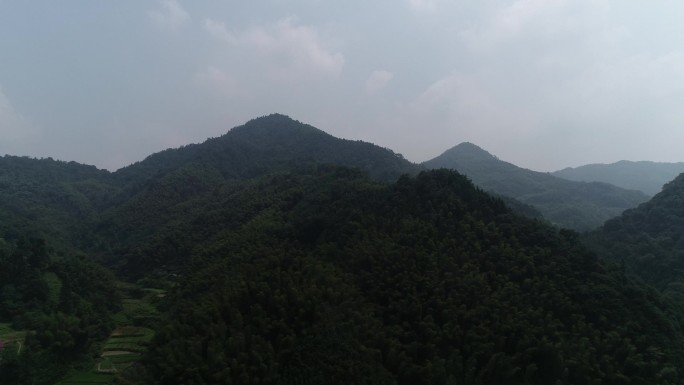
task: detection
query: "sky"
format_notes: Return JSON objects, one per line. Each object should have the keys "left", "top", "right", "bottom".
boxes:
{"left": 2, "top": 0, "right": 684, "bottom": 172}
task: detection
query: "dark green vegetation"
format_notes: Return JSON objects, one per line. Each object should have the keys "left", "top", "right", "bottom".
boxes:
{"left": 55, "top": 284, "right": 159, "bottom": 385}
{"left": 2, "top": 114, "right": 684, "bottom": 384}
{"left": 0, "top": 156, "right": 112, "bottom": 250}
{"left": 423, "top": 143, "right": 650, "bottom": 231}
{"left": 586, "top": 173, "right": 684, "bottom": 311}
{"left": 0, "top": 238, "right": 120, "bottom": 384}
{"left": 554, "top": 160, "right": 684, "bottom": 196}
{"left": 132, "top": 169, "right": 683, "bottom": 385}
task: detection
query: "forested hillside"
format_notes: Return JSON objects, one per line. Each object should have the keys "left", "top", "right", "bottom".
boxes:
{"left": 423, "top": 143, "right": 649, "bottom": 231}
{"left": 0, "top": 156, "right": 114, "bottom": 250}
{"left": 2, "top": 115, "right": 684, "bottom": 384}
{"left": 554, "top": 161, "right": 684, "bottom": 196}
{"left": 128, "top": 168, "right": 683, "bottom": 385}
{"left": 586, "top": 173, "right": 684, "bottom": 310}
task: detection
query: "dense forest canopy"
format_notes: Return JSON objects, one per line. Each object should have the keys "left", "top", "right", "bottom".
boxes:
{"left": 134, "top": 168, "right": 684, "bottom": 384}
{"left": 586, "top": 173, "right": 684, "bottom": 310}
{"left": 2, "top": 114, "right": 684, "bottom": 384}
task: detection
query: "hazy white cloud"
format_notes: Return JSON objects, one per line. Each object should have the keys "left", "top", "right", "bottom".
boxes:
{"left": 149, "top": 0, "right": 189, "bottom": 30}
{"left": 575, "top": 52, "right": 684, "bottom": 103}
{"left": 407, "top": 0, "right": 442, "bottom": 12}
{"left": 4, "top": 1, "right": 684, "bottom": 171}
{"left": 0, "top": 90, "right": 30, "bottom": 136}
{"left": 460, "top": 0, "right": 615, "bottom": 53}
{"left": 203, "top": 19, "right": 234, "bottom": 42}
{"left": 0, "top": 88, "right": 39, "bottom": 154}
{"left": 204, "top": 16, "right": 345, "bottom": 77}
{"left": 410, "top": 74, "right": 536, "bottom": 136}
{"left": 193, "top": 65, "right": 243, "bottom": 98}
{"left": 365, "top": 70, "right": 394, "bottom": 94}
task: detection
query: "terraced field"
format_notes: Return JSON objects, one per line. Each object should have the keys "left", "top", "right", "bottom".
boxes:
{"left": 101, "top": 326, "right": 153, "bottom": 369}
{"left": 54, "top": 283, "right": 162, "bottom": 385}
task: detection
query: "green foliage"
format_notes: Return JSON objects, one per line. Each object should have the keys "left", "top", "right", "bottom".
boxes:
{"left": 586, "top": 173, "right": 684, "bottom": 321}
{"left": 0, "top": 238, "right": 120, "bottom": 385}
{"left": 0, "top": 155, "right": 115, "bottom": 251}
{"left": 131, "top": 169, "right": 682, "bottom": 384}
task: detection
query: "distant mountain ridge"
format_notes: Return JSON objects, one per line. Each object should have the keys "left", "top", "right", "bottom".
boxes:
{"left": 553, "top": 160, "right": 684, "bottom": 196}
{"left": 423, "top": 142, "right": 650, "bottom": 231}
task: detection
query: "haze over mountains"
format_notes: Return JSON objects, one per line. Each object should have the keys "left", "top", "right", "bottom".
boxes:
{"left": 422, "top": 142, "right": 649, "bottom": 231}
{"left": 2, "top": 114, "right": 655, "bottom": 234}
{"left": 3, "top": 114, "right": 684, "bottom": 384}
{"left": 553, "top": 161, "right": 684, "bottom": 196}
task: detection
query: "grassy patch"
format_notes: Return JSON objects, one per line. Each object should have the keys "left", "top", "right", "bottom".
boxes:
{"left": 0, "top": 322, "right": 26, "bottom": 350}
{"left": 112, "top": 298, "right": 160, "bottom": 327}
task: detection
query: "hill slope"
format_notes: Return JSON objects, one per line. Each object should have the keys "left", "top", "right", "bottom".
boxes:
{"left": 131, "top": 168, "right": 683, "bottom": 384}
{"left": 0, "top": 156, "right": 114, "bottom": 249}
{"left": 423, "top": 143, "right": 649, "bottom": 231}
{"left": 586, "top": 173, "right": 684, "bottom": 302}
{"left": 94, "top": 114, "right": 421, "bottom": 270}
{"left": 553, "top": 160, "right": 684, "bottom": 196}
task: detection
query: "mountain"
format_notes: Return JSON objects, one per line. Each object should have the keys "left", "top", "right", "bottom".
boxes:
{"left": 3, "top": 115, "right": 684, "bottom": 384}
{"left": 423, "top": 142, "right": 650, "bottom": 231}
{"left": 95, "top": 114, "right": 421, "bottom": 271}
{"left": 0, "top": 114, "right": 419, "bottom": 268}
{"left": 133, "top": 168, "right": 684, "bottom": 385}
{"left": 553, "top": 160, "right": 684, "bottom": 196}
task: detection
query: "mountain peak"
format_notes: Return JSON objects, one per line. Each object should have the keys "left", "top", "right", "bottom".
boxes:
{"left": 223, "top": 113, "right": 336, "bottom": 146}
{"left": 115, "top": 114, "right": 419, "bottom": 184}
{"left": 425, "top": 142, "right": 499, "bottom": 166}
{"left": 246, "top": 113, "right": 296, "bottom": 125}
{"left": 450, "top": 142, "right": 497, "bottom": 159}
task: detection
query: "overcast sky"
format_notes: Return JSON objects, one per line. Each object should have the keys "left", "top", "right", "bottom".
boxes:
{"left": 2, "top": 1, "right": 684, "bottom": 172}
